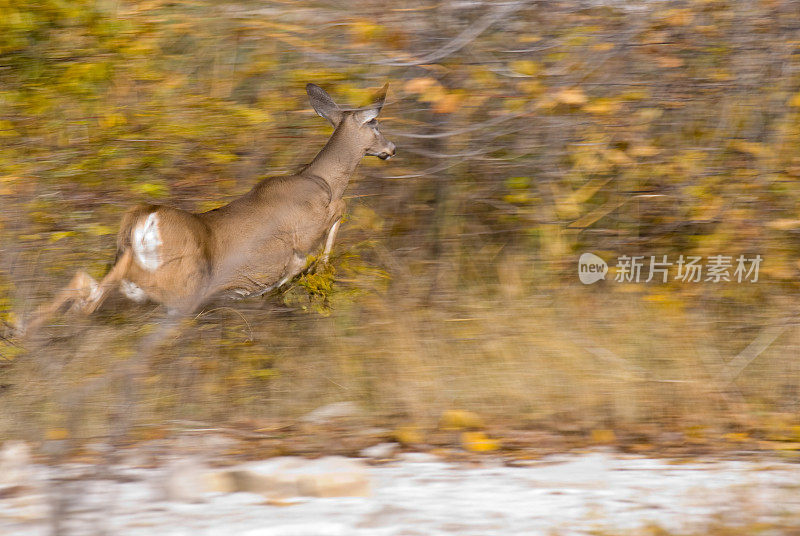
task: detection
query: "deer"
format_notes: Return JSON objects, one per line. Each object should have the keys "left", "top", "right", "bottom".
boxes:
{"left": 19, "top": 83, "right": 395, "bottom": 335}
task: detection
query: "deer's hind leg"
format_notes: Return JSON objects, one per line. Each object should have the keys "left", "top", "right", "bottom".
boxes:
{"left": 80, "top": 249, "right": 133, "bottom": 314}
{"left": 23, "top": 250, "right": 133, "bottom": 334}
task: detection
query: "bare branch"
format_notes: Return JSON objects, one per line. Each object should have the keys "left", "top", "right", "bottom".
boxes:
{"left": 389, "top": 110, "right": 531, "bottom": 139}
{"left": 378, "top": 2, "right": 525, "bottom": 67}
{"left": 722, "top": 321, "right": 793, "bottom": 382}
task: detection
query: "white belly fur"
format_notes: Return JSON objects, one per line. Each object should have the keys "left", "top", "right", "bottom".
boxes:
{"left": 120, "top": 279, "right": 148, "bottom": 303}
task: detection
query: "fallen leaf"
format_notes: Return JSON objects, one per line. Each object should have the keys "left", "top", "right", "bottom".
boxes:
{"left": 461, "top": 431, "right": 499, "bottom": 452}
{"left": 591, "top": 429, "right": 616, "bottom": 444}
{"left": 393, "top": 426, "right": 423, "bottom": 445}
{"left": 555, "top": 88, "right": 587, "bottom": 106}
{"left": 440, "top": 410, "right": 484, "bottom": 430}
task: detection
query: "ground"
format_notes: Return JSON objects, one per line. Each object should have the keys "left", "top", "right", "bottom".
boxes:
{"left": 2, "top": 448, "right": 800, "bottom": 536}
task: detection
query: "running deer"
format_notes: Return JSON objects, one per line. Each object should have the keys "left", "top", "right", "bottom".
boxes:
{"left": 21, "top": 83, "right": 395, "bottom": 334}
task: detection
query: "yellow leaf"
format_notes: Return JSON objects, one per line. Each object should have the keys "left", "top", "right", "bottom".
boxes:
{"left": 723, "top": 432, "right": 750, "bottom": 443}
{"left": 517, "top": 80, "right": 543, "bottom": 96}
{"left": 207, "top": 151, "right": 237, "bottom": 164}
{"left": 2, "top": 312, "right": 19, "bottom": 328}
{"left": 46, "top": 428, "right": 69, "bottom": 440}
{"left": 133, "top": 182, "right": 168, "bottom": 198}
{"left": 49, "top": 231, "right": 76, "bottom": 243}
{"left": 349, "top": 19, "right": 384, "bottom": 43}
{"left": 239, "top": 107, "right": 271, "bottom": 125}
{"left": 433, "top": 92, "right": 463, "bottom": 114}
{"left": 555, "top": 88, "right": 587, "bottom": 106}
{"left": 759, "top": 441, "right": 800, "bottom": 451}
{"left": 510, "top": 60, "right": 540, "bottom": 76}
{"left": 591, "top": 429, "right": 616, "bottom": 444}
{"left": 461, "top": 431, "right": 499, "bottom": 452}
{"left": 638, "top": 108, "right": 663, "bottom": 122}
{"left": 655, "top": 56, "right": 684, "bottom": 69}
{"left": 503, "top": 97, "right": 528, "bottom": 112}
{"left": 349, "top": 205, "right": 384, "bottom": 232}
{"left": 535, "top": 96, "right": 557, "bottom": 110}
{"left": 503, "top": 192, "right": 530, "bottom": 205}
{"left": 419, "top": 85, "right": 447, "bottom": 104}
{"left": 789, "top": 93, "right": 800, "bottom": 107}
{"left": 87, "top": 223, "right": 114, "bottom": 236}
{"left": 767, "top": 219, "right": 800, "bottom": 230}
{"left": 404, "top": 77, "right": 438, "bottom": 94}
{"left": 440, "top": 410, "right": 484, "bottom": 430}
{"left": 582, "top": 98, "right": 619, "bottom": 115}
{"left": 99, "top": 113, "right": 126, "bottom": 129}
{"left": 628, "top": 144, "right": 660, "bottom": 157}
{"left": 663, "top": 8, "right": 693, "bottom": 26}
{"left": 566, "top": 177, "right": 613, "bottom": 206}
{"left": 730, "top": 140, "right": 773, "bottom": 158}
{"left": 605, "top": 149, "right": 633, "bottom": 165}
{"left": 685, "top": 425, "right": 706, "bottom": 440}
{"left": 393, "top": 426, "right": 423, "bottom": 445}
{"left": 0, "top": 120, "right": 18, "bottom": 138}
{"left": 567, "top": 199, "right": 625, "bottom": 229}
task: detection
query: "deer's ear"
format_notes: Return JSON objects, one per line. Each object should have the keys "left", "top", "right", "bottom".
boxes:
{"left": 307, "top": 83, "right": 342, "bottom": 127}
{"left": 372, "top": 83, "right": 388, "bottom": 110}
{"left": 353, "top": 84, "right": 388, "bottom": 125}
{"left": 354, "top": 107, "right": 380, "bottom": 125}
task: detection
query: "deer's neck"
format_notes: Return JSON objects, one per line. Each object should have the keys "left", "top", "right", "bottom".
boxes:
{"left": 302, "top": 126, "right": 364, "bottom": 200}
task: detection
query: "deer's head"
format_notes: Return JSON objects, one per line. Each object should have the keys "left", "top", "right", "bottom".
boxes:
{"left": 307, "top": 83, "right": 396, "bottom": 160}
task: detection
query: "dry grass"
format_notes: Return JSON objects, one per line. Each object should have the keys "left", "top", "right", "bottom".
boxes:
{"left": 2, "top": 257, "right": 798, "bottom": 451}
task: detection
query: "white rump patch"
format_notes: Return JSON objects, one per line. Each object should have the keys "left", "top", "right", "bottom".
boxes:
{"left": 132, "top": 212, "right": 162, "bottom": 271}
{"left": 121, "top": 279, "right": 148, "bottom": 303}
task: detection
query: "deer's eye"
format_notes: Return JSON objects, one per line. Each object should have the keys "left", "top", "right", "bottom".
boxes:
{"left": 366, "top": 119, "right": 378, "bottom": 127}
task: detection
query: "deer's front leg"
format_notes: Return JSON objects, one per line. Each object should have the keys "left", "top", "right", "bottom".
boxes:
{"left": 321, "top": 199, "right": 346, "bottom": 265}
{"left": 321, "top": 220, "right": 340, "bottom": 265}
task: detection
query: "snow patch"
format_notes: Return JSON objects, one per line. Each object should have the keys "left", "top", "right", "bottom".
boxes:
{"left": 1, "top": 452, "right": 800, "bottom": 535}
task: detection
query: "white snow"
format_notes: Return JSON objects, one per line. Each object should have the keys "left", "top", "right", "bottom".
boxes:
{"left": 1, "top": 451, "right": 799, "bottom": 535}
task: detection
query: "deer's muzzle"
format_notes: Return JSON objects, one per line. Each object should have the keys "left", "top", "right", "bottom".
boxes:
{"left": 377, "top": 143, "right": 396, "bottom": 160}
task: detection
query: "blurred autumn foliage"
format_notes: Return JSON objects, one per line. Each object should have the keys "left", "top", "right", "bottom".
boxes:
{"left": 2, "top": 0, "right": 800, "bottom": 445}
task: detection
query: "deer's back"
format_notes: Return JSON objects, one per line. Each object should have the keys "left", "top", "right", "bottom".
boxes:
{"left": 198, "top": 174, "right": 335, "bottom": 294}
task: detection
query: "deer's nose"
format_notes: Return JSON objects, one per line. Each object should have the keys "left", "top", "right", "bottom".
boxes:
{"left": 376, "top": 142, "right": 396, "bottom": 160}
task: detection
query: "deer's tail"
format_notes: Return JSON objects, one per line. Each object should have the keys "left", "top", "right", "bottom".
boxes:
{"left": 116, "top": 204, "right": 159, "bottom": 260}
